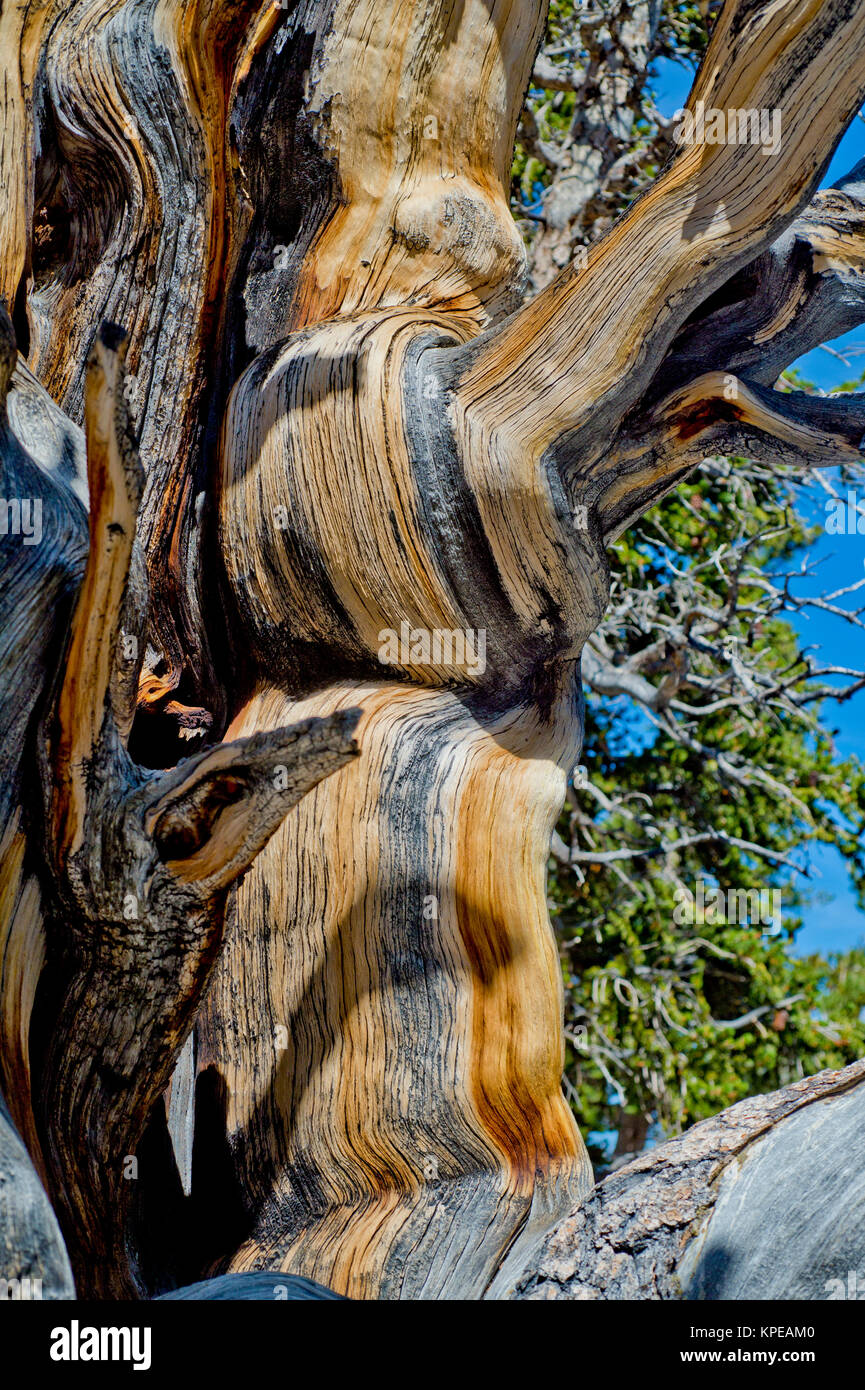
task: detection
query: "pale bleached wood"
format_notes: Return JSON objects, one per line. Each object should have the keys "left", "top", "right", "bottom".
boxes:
{"left": 511, "top": 1059, "right": 865, "bottom": 1300}
{"left": 204, "top": 0, "right": 865, "bottom": 1301}
{"left": 4, "top": 0, "right": 865, "bottom": 1304}
{"left": 0, "top": 301, "right": 87, "bottom": 1172}
{"left": 0, "top": 1090, "right": 75, "bottom": 1300}
{"left": 1, "top": 307, "right": 359, "bottom": 1296}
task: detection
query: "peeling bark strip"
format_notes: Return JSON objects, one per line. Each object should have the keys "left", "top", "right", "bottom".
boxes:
{"left": 3, "top": 0, "right": 865, "bottom": 1302}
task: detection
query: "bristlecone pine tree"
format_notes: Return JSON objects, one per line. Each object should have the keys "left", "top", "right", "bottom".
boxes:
{"left": 2, "top": 0, "right": 865, "bottom": 1303}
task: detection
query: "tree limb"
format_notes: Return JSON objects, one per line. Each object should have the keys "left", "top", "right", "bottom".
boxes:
{"left": 450, "top": 0, "right": 865, "bottom": 493}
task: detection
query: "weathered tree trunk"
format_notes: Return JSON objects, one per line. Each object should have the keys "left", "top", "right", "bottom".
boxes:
{"left": 512, "top": 1059, "right": 865, "bottom": 1301}
{"left": 0, "top": 304, "right": 358, "bottom": 1296}
{"left": 2, "top": 0, "right": 865, "bottom": 1301}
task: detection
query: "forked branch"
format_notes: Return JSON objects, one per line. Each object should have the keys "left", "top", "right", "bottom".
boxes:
{"left": 449, "top": 0, "right": 865, "bottom": 497}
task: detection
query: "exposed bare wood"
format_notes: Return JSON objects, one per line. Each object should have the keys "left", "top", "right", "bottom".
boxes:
{"left": 1, "top": 304, "right": 358, "bottom": 1296}
{"left": 201, "top": 0, "right": 865, "bottom": 1301}
{"left": 0, "top": 1090, "right": 75, "bottom": 1301}
{"left": 49, "top": 324, "right": 143, "bottom": 864}
{"left": 197, "top": 681, "right": 590, "bottom": 1299}
{"left": 451, "top": 3, "right": 865, "bottom": 491}
{"left": 232, "top": 0, "right": 548, "bottom": 344}
{"left": 6, "top": 0, "right": 260, "bottom": 716}
{"left": 512, "top": 1059, "right": 865, "bottom": 1300}
{"left": 663, "top": 161, "right": 865, "bottom": 385}
{"left": 0, "top": 814, "right": 46, "bottom": 1174}
{"left": 599, "top": 374, "right": 865, "bottom": 538}
{"left": 0, "top": 302, "right": 87, "bottom": 1173}
{"left": 40, "top": 700, "right": 359, "bottom": 1296}
{"left": 2, "top": 0, "right": 865, "bottom": 1305}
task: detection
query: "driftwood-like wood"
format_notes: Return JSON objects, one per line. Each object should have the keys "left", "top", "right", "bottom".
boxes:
{"left": 201, "top": 0, "right": 865, "bottom": 1300}
{"left": 0, "top": 310, "right": 358, "bottom": 1296}
{"left": 511, "top": 1059, "right": 865, "bottom": 1300}
{"left": 0, "top": 300, "right": 88, "bottom": 1187}
{"left": 3, "top": 0, "right": 865, "bottom": 1302}
{"left": 0, "top": 1091, "right": 74, "bottom": 1300}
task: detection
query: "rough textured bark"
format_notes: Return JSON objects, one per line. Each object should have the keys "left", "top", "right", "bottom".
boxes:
{"left": 2, "top": 0, "right": 865, "bottom": 1302}
{"left": 512, "top": 1059, "right": 865, "bottom": 1300}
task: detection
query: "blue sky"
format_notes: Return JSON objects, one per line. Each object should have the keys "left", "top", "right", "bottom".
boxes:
{"left": 651, "top": 57, "right": 865, "bottom": 956}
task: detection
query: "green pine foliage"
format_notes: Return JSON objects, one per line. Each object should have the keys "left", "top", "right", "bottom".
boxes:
{"left": 551, "top": 467, "right": 865, "bottom": 1141}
